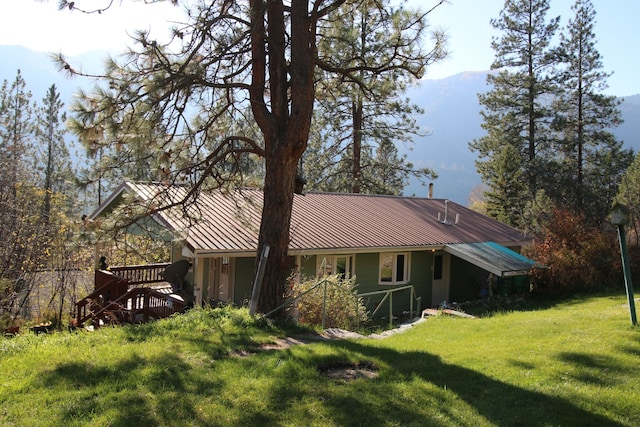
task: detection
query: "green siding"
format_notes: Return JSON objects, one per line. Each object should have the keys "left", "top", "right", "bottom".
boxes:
{"left": 353, "top": 251, "right": 431, "bottom": 317}
{"left": 233, "top": 257, "right": 255, "bottom": 306}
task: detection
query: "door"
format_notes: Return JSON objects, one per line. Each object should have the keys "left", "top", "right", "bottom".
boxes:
{"left": 208, "top": 257, "right": 234, "bottom": 303}
{"left": 431, "top": 252, "right": 450, "bottom": 306}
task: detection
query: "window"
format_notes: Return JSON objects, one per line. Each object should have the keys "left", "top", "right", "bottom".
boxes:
{"left": 317, "top": 255, "right": 354, "bottom": 278}
{"left": 433, "top": 254, "right": 443, "bottom": 280}
{"left": 379, "top": 252, "right": 410, "bottom": 285}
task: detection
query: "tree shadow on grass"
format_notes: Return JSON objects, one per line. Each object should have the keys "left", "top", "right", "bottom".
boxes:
{"left": 262, "top": 340, "right": 624, "bottom": 427}
{"left": 36, "top": 352, "right": 224, "bottom": 426}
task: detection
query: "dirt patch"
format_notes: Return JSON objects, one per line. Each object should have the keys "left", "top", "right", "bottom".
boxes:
{"left": 317, "top": 360, "right": 379, "bottom": 380}
{"left": 260, "top": 336, "right": 309, "bottom": 350}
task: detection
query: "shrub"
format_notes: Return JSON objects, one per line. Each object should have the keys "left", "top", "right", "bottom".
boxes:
{"left": 528, "top": 208, "right": 621, "bottom": 295}
{"left": 287, "top": 274, "right": 369, "bottom": 329}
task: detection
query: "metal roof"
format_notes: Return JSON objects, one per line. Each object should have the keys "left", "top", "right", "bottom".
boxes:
{"left": 445, "top": 242, "right": 540, "bottom": 277}
{"left": 98, "top": 181, "right": 531, "bottom": 255}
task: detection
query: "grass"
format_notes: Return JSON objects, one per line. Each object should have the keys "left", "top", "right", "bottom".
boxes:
{"left": 1, "top": 295, "right": 639, "bottom": 426}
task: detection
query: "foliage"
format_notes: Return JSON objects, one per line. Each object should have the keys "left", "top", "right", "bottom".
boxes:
{"left": 549, "top": 0, "right": 632, "bottom": 224}
{"left": 470, "top": 0, "right": 559, "bottom": 229}
{"left": 0, "top": 71, "right": 86, "bottom": 327}
{"left": 56, "top": 0, "right": 448, "bottom": 314}
{"left": 615, "top": 152, "right": 640, "bottom": 246}
{"left": 287, "top": 274, "right": 369, "bottom": 329}
{"left": 528, "top": 208, "right": 620, "bottom": 295}
{"left": 472, "top": 0, "right": 630, "bottom": 230}
{"left": 1, "top": 296, "right": 639, "bottom": 426}
{"left": 304, "top": 0, "right": 445, "bottom": 195}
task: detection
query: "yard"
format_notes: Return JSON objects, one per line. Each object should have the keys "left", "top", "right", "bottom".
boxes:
{"left": 1, "top": 294, "right": 638, "bottom": 426}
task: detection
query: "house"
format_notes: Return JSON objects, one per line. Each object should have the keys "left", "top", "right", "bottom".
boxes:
{"left": 89, "top": 181, "right": 539, "bottom": 317}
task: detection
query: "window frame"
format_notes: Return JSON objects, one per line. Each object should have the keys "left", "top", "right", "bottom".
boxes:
{"left": 378, "top": 252, "right": 410, "bottom": 285}
{"left": 316, "top": 254, "right": 355, "bottom": 278}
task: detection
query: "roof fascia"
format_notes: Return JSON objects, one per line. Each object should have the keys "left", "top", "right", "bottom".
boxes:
{"left": 89, "top": 181, "right": 133, "bottom": 220}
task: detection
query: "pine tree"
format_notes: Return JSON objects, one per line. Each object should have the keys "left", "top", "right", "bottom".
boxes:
{"left": 304, "top": 0, "right": 444, "bottom": 195}
{"left": 470, "top": 0, "right": 560, "bottom": 228}
{"left": 0, "top": 71, "right": 43, "bottom": 325}
{"left": 551, "top": 0, "right": 632, "bottom": 224}
{"left": 36, "top": 84, "right": 76, "bottom": 226}
{"left": 56, "top": 0, "right": 447, "bottom": 313}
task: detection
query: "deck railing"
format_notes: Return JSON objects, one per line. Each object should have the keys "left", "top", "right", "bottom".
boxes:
{"left": 76, "top": 263, "right": 181, "bottom": 327}
{"left": 107, "top": 263, "right": 170, "bottom": 286}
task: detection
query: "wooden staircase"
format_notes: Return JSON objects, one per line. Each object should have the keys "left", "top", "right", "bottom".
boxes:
{"left": 76, "top": 265, "right": 186, "bottom": 327}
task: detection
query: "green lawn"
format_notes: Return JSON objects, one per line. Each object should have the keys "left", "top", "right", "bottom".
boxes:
{"left": 1, "top": 296, "right": 639, "bottom": 426}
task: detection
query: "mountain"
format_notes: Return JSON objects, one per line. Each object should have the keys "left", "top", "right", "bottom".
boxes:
{"left": 404, "top": 72, "right": 640, "bottom": 204}
{"left": 0, "top": 45, "right": 107, "bottom": 106}
{"left": 2, "top": 46, "right": 639, "bottom": 206}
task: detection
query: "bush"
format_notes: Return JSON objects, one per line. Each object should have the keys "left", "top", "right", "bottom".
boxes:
{"left": 528, "top": 208, "right": 621, "bottom": 295}
{"left": 287, "top": 274, "right": 369, "bottom": 329}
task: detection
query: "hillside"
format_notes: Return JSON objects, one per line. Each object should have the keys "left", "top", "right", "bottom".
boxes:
{"left": 1, "top": 296, "right": 639, "bottom": 425}
{"left": 405, "top": 72, "right": 640, "bottom": 203}
{"left": 2, "top": 46, "right": 638, "bottom": 205}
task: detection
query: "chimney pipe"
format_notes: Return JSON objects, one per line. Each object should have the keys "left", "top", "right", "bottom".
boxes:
{"left": 428, "top": 183, "right": 434, "bottom": 198}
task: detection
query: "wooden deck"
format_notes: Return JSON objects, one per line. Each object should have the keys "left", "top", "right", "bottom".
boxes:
{"left": 76, "top": 264, "right": 186, "bottom": 327}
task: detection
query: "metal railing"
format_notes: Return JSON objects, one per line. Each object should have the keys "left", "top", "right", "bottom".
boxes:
{"left": 358, "top": 285, "right": 422, "bottom": 328}
{"left": 265, "top": 278, "right": 421, "bottom": 329}
{"left": 265, "top": 276, "right": 362, "bottom": 330}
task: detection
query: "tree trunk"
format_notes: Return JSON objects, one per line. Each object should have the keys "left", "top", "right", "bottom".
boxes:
{"left": 250, "top": 0, "right": 314, "bottom": 315}
{"left": 255, "top": 149, "right": 298, "bottom": 314}
{"left": 352, "top": 98, "right": 363, "bottom": 193}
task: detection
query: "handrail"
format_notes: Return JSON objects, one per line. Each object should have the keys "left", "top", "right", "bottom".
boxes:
{"left": 358, "top": 285, "right": 422, "bottom": 328}
{"left": 76, "top": 275, "right": 130, "bottom": 326}
{"left": 109, "top": 263, "right": 170, "bottom": 285}
{"left": 78, "top": 286, "right": 184, "bottom": 327}
{"left": 76, "top": 265, "right": 182, "bottom": 327}
{"left": 265, "top": 277, "right": 361, "bottom": 329}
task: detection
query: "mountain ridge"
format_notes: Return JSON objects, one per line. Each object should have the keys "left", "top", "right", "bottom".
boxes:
{"left": 2, "top": 45, "right": 637, "bottom": 205}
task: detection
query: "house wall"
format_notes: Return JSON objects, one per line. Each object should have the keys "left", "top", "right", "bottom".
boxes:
{"left": 223, "top": 249, "right": 527, "bottom": 317}
{"left": 299, "top": 255, "right": 318, "bottom": 278}
{"left": 200, "top": 258, "right": 211, "bottom": 302}
{"left": 449, "top": 257, "right": 486, "bottom": 303}
{"left": 171, "top": 240, "right": 194, "bottom": 306}
{"left": 294, "top": 251, "right": 434, "bottom": 317}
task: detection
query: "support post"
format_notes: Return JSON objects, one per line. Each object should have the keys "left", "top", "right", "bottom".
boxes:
{"left": 616, "top": 225, "right": 637, "bottom": 326}
{"left": 249, "top": 245, "right": 270, "bottom": 316}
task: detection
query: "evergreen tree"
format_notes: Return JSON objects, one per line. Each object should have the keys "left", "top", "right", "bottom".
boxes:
{"left": 35, "top": 84, "right": 76, "bottom": 225}
{"left": 304, "top": 0, "right": 444, "bottom": 195}
{"left": 55, "top": 0, "right": 448, "bottom": 314}
{"left": 0, "top": 71, "right": 42, "bottom": 325}
{"left": 0, "top": 70, "right": 34, "bottom": 193}
{"left": 551, "top": 0, "right": 632, "bottom": 224}
{"left": 470, "top": 0, "right": 560, "bottom": 228}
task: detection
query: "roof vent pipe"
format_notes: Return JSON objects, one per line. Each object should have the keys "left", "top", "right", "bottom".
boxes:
{"left": 443, "top": 200, "right": 449, "bottom": 223}
{"left": 428, "top": 183, "right": 434, "bottom": 198}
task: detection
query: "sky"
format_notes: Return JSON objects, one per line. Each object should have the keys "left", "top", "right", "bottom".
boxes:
{"left": 0, "top": 0, "right": 638, "bottom": 96}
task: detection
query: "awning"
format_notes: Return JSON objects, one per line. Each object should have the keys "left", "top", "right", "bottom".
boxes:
{"left": 445, "top": 242, "right": 540, "bottom": 277}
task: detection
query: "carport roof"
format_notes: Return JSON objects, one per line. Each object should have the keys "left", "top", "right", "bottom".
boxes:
{"left": 445, "top": 242, "right": 540, "bottom": 277}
